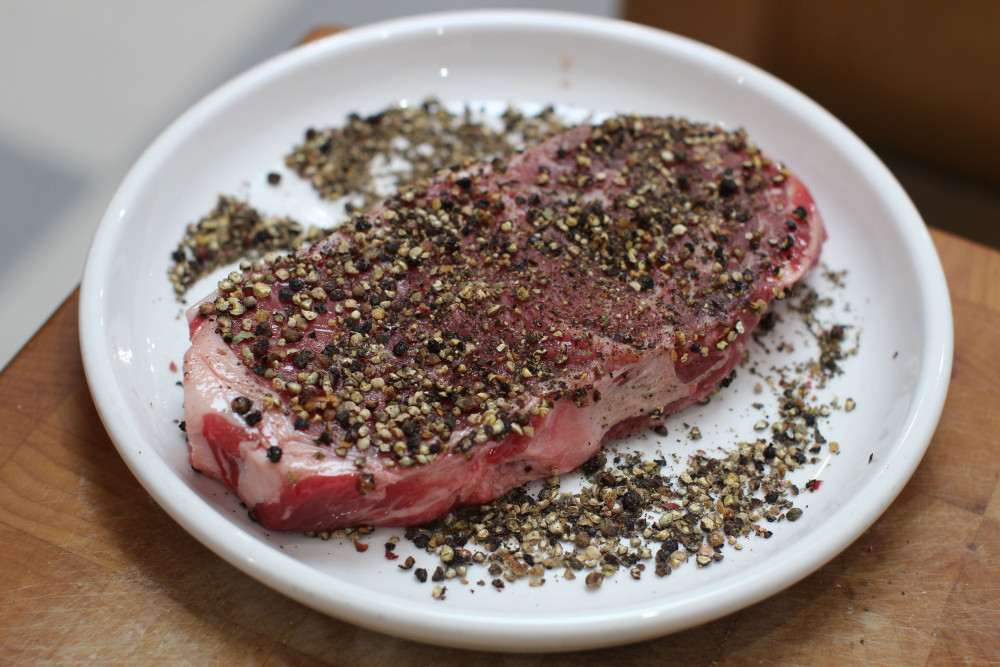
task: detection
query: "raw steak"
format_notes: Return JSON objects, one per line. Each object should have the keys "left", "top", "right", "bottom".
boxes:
{"left": 182, "top": 115, "right": 825, "bottom": 532}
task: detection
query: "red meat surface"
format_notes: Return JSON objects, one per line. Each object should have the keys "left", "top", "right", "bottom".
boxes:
{"left": 183, "top": 115, "right": 824, "bottom": 531}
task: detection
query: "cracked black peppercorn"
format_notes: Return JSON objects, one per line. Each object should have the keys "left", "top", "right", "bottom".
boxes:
{"left": 230, "top": 396, "right": 252, "bottom": 415}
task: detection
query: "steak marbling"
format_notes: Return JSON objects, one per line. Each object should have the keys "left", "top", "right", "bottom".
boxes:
{"left": 182, "top": 115, "right": 825, "bottom": 532}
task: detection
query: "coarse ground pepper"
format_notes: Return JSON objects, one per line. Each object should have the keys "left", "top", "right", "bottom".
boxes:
{"left": 168, "top": 196, "right": 330, "bottom": 299}
{"left": 285, "top": 98, "right": 566, "bottom": 210}
{"left": 307, "top": 278, "right": 856, "bottom": 594}
{"left": 170, "top": 101, "right": 565, "bottom": 298}
{"left": 174, "top": 99, "right": 855, "bottom": 593}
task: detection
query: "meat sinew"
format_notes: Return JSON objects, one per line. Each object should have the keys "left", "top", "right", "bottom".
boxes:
{"left": 183, "top": 115, "right": 825, "bottom": 532}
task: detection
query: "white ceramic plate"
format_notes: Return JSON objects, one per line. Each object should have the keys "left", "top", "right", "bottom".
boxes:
{"left": 79, "top": 11, "right": 952, "bottom": 652}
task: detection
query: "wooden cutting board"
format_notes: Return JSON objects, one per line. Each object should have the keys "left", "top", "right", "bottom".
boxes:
{"left": 1, "top": 227, "right": 997, "bottom": 664}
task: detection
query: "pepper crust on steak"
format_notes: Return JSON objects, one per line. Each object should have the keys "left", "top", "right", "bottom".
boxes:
{"left": 182, "top": 115, "right": 825, "bottom": 532}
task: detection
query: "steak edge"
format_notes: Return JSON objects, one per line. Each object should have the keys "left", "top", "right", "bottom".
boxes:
{"left": 182, "top": 115, "right": 825, "bottom": 531}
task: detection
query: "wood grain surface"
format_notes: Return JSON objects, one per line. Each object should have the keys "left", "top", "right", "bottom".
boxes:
{"left": 1, "top": 227, "right": 997, "bottom": 665}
